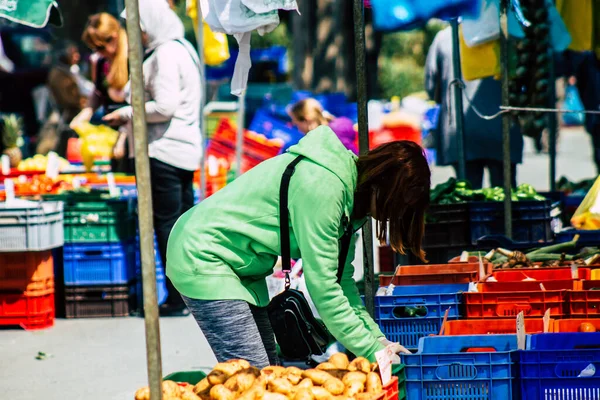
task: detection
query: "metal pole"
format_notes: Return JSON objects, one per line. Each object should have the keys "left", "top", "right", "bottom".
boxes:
{"left": 236, "top": 93, "right": 245, "bottom": 177}
{"left": 450, "top": 18, "right": 466, "bottom": 180}
{"left": 500, "top": 0, "right": 513, "bottom": 239}
{"left": 352, "top": 0, "right": 375, "bottom": 317}
{"left": 195, "top": 0, "right": 207, "bottom": 200}
{"left": 548, "top": 51, "right": 557, "bottom": 191}
{"left": 123, "top": 1, "right": 163, "bottom": 399}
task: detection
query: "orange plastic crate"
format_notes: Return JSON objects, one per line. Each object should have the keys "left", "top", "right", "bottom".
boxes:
{"left": 380, "top": 376, "right": 399, "bottom": 400}
{"left": 566, "top": 280, "right": 600, "bottom": 317}
{"left": 464, "top": 283, "right": 566, "bottom": 318}
{"left": 443, "top": 318, "right": 552, "bottom": 335}
{"left": 0, "top": 251, "right": 54, "bottom": 294}
{"left": 490, "top": 267, "right": 590, "bottom": 281}
{"left": 553, "top": 319, "right": 600, "bottom": 332}
{"left": 379, "top": 263, "right": 486, "bottom": 286}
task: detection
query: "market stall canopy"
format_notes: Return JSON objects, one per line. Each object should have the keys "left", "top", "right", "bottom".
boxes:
{"left": 0, "top": 0, "right": 62, "bottom": 28}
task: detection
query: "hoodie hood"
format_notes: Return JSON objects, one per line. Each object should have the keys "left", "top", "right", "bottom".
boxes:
{"left": 123, "top": 0, "right": 185, "bottom": 51}
{"left": 288, "top": 126, "right": 358, "bottom": 213}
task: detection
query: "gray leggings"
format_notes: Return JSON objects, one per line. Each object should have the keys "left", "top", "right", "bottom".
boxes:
{"left": 182, "top": 296, "right": 280, "bottom": 368}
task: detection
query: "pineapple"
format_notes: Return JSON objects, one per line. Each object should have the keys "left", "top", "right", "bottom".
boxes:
{"left": 2, "top": 114, "right": 23, "bottom": 168}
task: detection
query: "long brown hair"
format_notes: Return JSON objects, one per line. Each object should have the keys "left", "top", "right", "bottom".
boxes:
{"left": 82, "top": 13, "right": 128, "bottom": 90}
{"left": 354, "top": 141, "right": 431, "bottom": 262}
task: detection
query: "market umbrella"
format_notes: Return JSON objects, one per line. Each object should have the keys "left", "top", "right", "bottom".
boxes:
{"left": 0, "top": 0, "right": 62, "bottom": 28}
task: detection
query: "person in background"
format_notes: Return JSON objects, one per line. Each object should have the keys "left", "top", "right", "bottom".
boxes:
{"left": 425, "top": 27, "right": 523, "bottom": 189}
{"left": 290, "top": 98, "right": 358, "bottom": 154}
{"left": 103, "top": 0, "right": 202, "bottom": 316}
{"left": 71, "top": 12, "right": 129, "bottom": 172}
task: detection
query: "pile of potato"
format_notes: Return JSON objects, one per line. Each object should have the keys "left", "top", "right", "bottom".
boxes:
{"left": 134, "top": 353, "right": 386, "bottom": 400}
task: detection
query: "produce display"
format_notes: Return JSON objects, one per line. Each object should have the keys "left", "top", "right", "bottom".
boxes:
{"left": 17, "top": 154, "right": 71, "bottom": 172}
{"left": 135, "top": 354, "right": 387, "bottom": 400}
{"left": 431, "top": 178, "right": 545, "bottom": 204}
{"left": 557, "top": 177, "right": 595, "bottom": 196}
{"left": 2, "top": 114, "right": 23, "bottom": 167}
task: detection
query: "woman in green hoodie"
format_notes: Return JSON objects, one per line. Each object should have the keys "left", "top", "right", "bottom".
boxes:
{"left": 167, "top": 126, "right": 430, "bottom": 367}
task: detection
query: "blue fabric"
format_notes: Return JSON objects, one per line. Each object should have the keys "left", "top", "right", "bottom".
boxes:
{"left": 563, "top": 84, "right": 585, "bottom": 126}
{"left": 371, "top": 0, "right": 480, "bottom": 32}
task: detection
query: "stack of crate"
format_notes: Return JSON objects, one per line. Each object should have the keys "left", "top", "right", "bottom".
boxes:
{"left": 0, "top": 201, "right": 64, "bottom": 329}
{"left": 57, "top": 194, "right": 137, "bottom": 318}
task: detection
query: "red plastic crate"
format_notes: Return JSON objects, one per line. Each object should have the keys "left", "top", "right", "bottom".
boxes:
{"left": 464, "top": 283, "right": 566, "bottom": 318}
{"left": 0, "top": 251, "right": 54, "bottom": 294}
{"left": 481, "top": 280, "right": 578, "bottom": 291}
{"left": 490, "top": 267, "right": 590, "bottom": 282}
{"left": 443, "top": 318, "right": 552, "bottom": 335}
{"left": 379, "top": 263, "right": 486, "bottom": 286}
{"left": 554, "top": 318, "right": 600, "bottom": 332}
{"left": 380, "top": 375, "right": 399, "bottom": 400}
{"left": 0, "top": 290, "right": 54, "bottom": 330}
{"left": 566, "top": 280, "right": 600, "bottom": 317}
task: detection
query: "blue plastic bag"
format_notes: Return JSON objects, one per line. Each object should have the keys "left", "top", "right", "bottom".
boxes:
{"left": 563, "top": 84, "right": 585, "bottom": 126}
{"left": 371, "top": 0, "right": 480, "bottom": 32}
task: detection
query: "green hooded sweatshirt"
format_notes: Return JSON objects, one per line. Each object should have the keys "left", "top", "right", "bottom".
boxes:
{"left": 167, "top": 126, "right": 386, "bottom": 361}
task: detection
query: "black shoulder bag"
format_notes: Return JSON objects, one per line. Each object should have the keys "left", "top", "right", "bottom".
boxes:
{"left": 267, "top": 155, "right": 354, "bottom": 361}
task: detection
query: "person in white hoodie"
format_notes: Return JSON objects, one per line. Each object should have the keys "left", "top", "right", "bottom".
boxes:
{"left": 104, "top": 0, "right": 202, "bottom": 315}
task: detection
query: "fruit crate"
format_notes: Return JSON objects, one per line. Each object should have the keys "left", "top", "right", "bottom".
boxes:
{"left": 423, "top": 203, "right": 470, "bottom": 249}
{"left": 488, "top": 267, "right": 590, "bottom": 282}
{"left": 443, "top": 318, "right": 551, "bottom": 335}
{"left": 64, "top": 284, "right": 132, "bottom": 318}
{"left": 62, "top": 242, "right": 136, "bottom": 286}
{"left": 566, "top": 279, "right": 600, "bottom": 318}
{"left": 62, "top": 199, "right": 135, "bottom": 243}
{"left": 553, "top": 319, "right": 600, "bottom": 332}
{"left": 517, "top": 333, "right": 600, "bottom": 399}
{"left": 469, "top": 200, "right": 555, "bottom": 246}
{"left": 377, "top": 315, "right": 460, "bottom": 350}
{"left": 402, "top": 334, "right": 518, "bottom": 400}
{"left": 0, "top": 290, "right": 54, "bottom": 330}
{"left": 0, "top": 251, "right": 54, "bottom": 294}
{"left": 375, "top": 284, "right": 467, "bottom": 320}
{"left": 379, "top": 263, "right": 485, "bottom": 286}
{"left": 0, "top": 201, "right": 64, "bottom": 251}
{"left": 464, "top": 283, "right": 566, "bottom": 318}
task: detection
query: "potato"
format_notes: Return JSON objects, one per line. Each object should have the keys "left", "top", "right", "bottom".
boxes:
{"left": 323, "top": 369, "right": 347, "bottom": 381}
{"left": 285, "top": 367, "right": 304, "bottom": 385}
{"left": 224, "top": 367, "right": 261, "bottom": 392}
{"left": 296, "top": 378, "right": 314, "bottom": 390}
{"left": 210, "top": 384, "right": 235, "bottom": 400}
{"left": 208, "top": 370, "right": 229, "bottom": 385}
{"left": 294, "top": 388, "right": 315, "bottom": 400}
{"left": 194, "top": 378, "right": 212, "bottom": 395}
{"left": 344, "top": 382, "right": 364, "bottom": 397}
{"left": 263, "top": 393, "right": 289, "bottom": 400}
{"left": 365, "top": 372, "right": 383, "bottom": 394}
{"left": 370, "top": 363, "right": 379, "bottom": 373}
{"left": 303, "top": 369, "right": 335, "bottom": 385}
{"left": 134, "top": 386, "right": 150, "bottom": 400}
{"left": 163, "top": 381, "right": 181, "bottom": 397}
{"left": 310, "top": 386, "right": 334, "bottom": 400}
{"left": 342, "top": 371, "right": 367, "bottom": 386}
{"left": 269, "top": 377, "right": 294, "bottom": 395}
{"left": 355, "top": 394, "right": 379, "bottom": 400}
{"left": 261, "top": 366, "right": 287, "bottom": 381}
{"left": 348, "top": 357, "right": 371, "bottom": 374}
{"left": 328, "top": 353, "right": 350, "bottom": 370}
{"left": 322, "top": 378, "right": 345, "bottom": 395}
{"left": 237, "top": 382, "right": 266, "bottom": 400}
{"left": 333, "top": 397, "right": 353, "bottom": 400}
{"left": 316, "top": 362, "right": 337, "bottom": 371}
{"left": 181, "top": 390, "right": 203, "bottom": 400}
{"left": 196, "top": 388, "right": 212, "bottom": 400}
{"left": 225, "top": 359, "right": 251, "bottom": 369}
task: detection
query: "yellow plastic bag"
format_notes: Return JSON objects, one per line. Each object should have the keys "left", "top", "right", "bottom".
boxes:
{"left": 73, "top": 123, "right": 119, "bottom": 172}
{"left": 459, "top": 27, "right": 500, "bottom": 81}
{"left": 186, "top": 0, "right": 230, "bottom": 66}
{"left": 571, "top": 175, "right": 600, "bottom": 230}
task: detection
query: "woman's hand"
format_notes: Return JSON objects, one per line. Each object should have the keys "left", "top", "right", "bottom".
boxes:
{"left": 112, "top": 132, "right": 128, "bottom": 160}
{"left": 379, "top": 337, "right": 411, "bottom": 355}
{"left": 70, "top": 107, "right": 94, "bottom": 130}
{"left": 103, "top": 110, "right": 125, "bottom": 127}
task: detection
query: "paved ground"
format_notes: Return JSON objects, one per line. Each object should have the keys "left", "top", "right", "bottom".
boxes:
{"left": 0, "top": 127, "right": 597, "bottom": 399}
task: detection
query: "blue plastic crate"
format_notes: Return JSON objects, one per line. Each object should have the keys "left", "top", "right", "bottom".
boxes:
{"left": 377, "top": 316, "right": 460, "bottom": 349}
{"left": 375, "top": 284, "right": 467, "bottom": 320}
{"left": 518, "top": 333, "right": 600, "bottom": 399}
{"left": 470, "top": 200, "right": 555, "bottom": 246}
{"left": 134, "top": 234, "right": 168, "bottom": 306}
{"left": 63, "top": 242, "right": 135, "bottom": 285}
{"left": 556, "top": 228, "right": 600, "bottom": 248}
{"left": 248, "top": 109, "right": 303, "bottom": 152}
{"left": 402, "top": 334, "right": 518, "bottom": 400}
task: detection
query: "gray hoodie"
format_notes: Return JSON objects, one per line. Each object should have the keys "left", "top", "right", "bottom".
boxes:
{"left": 119, "top": 0, "right": 202, "bottom": 171}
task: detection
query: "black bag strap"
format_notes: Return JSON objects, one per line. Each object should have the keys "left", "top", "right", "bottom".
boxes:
{"left": 279, "top": 155, "right": 354, "bottom": 290}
